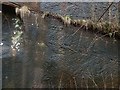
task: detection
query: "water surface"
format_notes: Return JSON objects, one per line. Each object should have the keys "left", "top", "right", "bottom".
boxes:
{"left": 2, "top": 2, "right": 119, "bottom": 88}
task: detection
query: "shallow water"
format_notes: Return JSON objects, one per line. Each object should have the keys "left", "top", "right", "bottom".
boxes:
{"left": 2, "top": 2, "right": 119, "bottom": 88}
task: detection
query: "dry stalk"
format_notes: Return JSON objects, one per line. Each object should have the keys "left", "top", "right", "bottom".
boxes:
{"left": 85, "top": 78, "right": 89, "bottom": 90}
{"left": 58, "top": 24, "right": 84, "bottom": 42}
{"left": 86, "top": 33, "right": 111, "bottom": 53}
{"left": 81, "top": 76, "right": 83, "bottom": 88}
{"left": 97, "top": 2, "right": 114, "bottom": 22}
{"left": 83, "top": 75, "right": 89, "bottom": 90}
{"left": 101, "top": 73, "right": 107, "bottom": 89}
{"left": 58, "top": 73, "right": 63, "bottom": 90}
{"left": 87, "top": 69, "right": 98, "bottom": 88}
{"left": 111, "top": 73, "right": 114, "bottom": 88}
{"left": 3, "top": 14, "right": 11, "bottom": 34}
{"left": 73, "top": 77, "right": 77, "bottom": 89}
{"left": 77, "top": 30, "right": 83, "bottom": 48}
{"left": 70, "top": 79, "right": 72, "bottom": 88}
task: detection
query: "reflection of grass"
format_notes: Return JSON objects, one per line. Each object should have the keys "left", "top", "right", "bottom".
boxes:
{"left": 57, "top": 71, "right": 118, "bottom": 88}
{"left": 44, "top": 14, "right": 118, "bottom": 88}
{"left": 58, "top": 73, "right": 63, "bottom": 89}
{"left": 42, "top": 13, "right": 118, "bottom": 88}
{"left": 3, "top": 3, "right": 119, "bottom": 88}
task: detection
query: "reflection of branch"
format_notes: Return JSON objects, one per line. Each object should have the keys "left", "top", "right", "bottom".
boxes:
{"left": 87, "top": 69, "right": 98, "bottom": 88}
{"left": 60, "top": 45, "right": 77, "bottom": 53}
{"left": 85, "top": 78, "right": 89, "bottom": 89}
{"left": 70, "top": 79, "right": 72, "bottom": 88}
{"left": 97, "top": 2, "right": 114, "bottom": 22}
{"left": 59, "top": 73, "right": 63, "bottom": 89}
{"left": 81, "top": 76, "right": 83, "bottom": 88}
{"left": 59, "top": 25, "right": 84, "bottom": 41}
{"left": 111, "top": 73, "right": 114, "bottom": 88}
{"left": 73, "top": 77, "right": 77, "bottom": 89}
{"left": 101, "top": 73, "right": 106, "bottom": 89}
{"left": 77, "top": 30, "right": 83, "bottom": 48}
{"left": 71, "top": 25, "right": 84, "bottom": 37}
{"left": 3, "top": 14, "right": 11, "bottom": 34}
{"left": 48, "top": 40, "right": 77, "bottom": 53}
{"left": 83, "top": 75, "right": 89, "bottom": 89}
{"left": 86, "top": 33, "right": 110, "bottom": 53}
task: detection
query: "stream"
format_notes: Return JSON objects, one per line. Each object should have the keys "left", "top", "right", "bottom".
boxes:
{"left": 2, "top": 2, "right": 119, "bottom": 88}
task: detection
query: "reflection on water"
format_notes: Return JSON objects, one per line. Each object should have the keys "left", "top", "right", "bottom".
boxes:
{"left": 2, "top": 4, "right": 119, "bottom": 88}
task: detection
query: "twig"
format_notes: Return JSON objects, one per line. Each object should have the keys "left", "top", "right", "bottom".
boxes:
{"left": 111, "top": 73, "right": 114, "bottom": 88}
{"left": 101, "top": 73, "right": 106, "bottom": 89}
{"left": 97, "top": 2, "right": 114, "bottom": 22}
{"left": 70, "top": 80, "right": 72, "bottom": 88}
{"left": 77, "top": 30, "right": 83, "bottom": 48}
{"left": 83, "top": 75, "right": 89, "bottom": 90}
{"left": 73, "top": 77, "right": 77, "bottom": 89}
{"left": 87, "top": 69, "right": 98, "bottom": 88}
{"left": 59, "top": 24, "right": 84, "bottom": 42}
{"left": 59, "top": 73, "right": 63, "bottom": 90}
{"left": 86, "top": 33, "right": 111, "bottom": 53}
{"left": 66, "top": 25, "right": 84, "bottom": 39}
{"left": 85, "top": 78, "right": 89, "bottom": 90}
{"left": 81, "top": 76, "right": 83, "bottom": 88}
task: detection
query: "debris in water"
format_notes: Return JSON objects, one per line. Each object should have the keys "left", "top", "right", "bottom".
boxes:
{"left": 38, "top": 42, "right": 46, "bottom": 47}
{"left": 62, "top": 15, "right": 71, "bottom": 26}
{"left": 16, "top": 6, "right": 30, "bottom": 18}
{"left": 0, "top": 42, "right": 3, "bottom": 46}
{"left": 5, "top": 76, "right": 8, "bottom": 79}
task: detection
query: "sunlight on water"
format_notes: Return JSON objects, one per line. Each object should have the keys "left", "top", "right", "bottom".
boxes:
{"left": 10, "top": 18, "right": 23, "bottom": 56}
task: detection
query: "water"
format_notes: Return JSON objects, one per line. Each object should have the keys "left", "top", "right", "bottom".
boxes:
{"left": 2, "top": 2, "right": 119, "bottom": 88}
